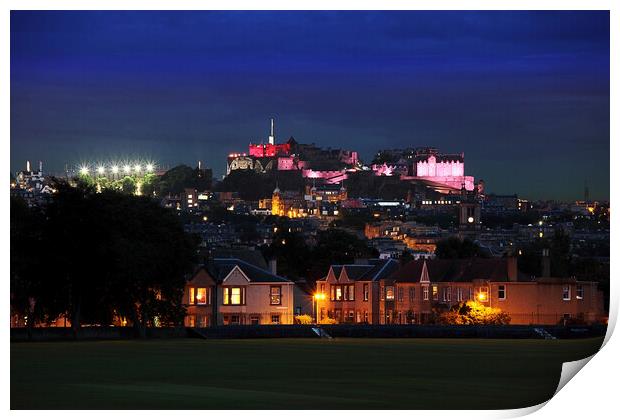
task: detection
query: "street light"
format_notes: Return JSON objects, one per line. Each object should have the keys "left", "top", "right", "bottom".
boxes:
{"left": 313, "top": 292, "right": 326, "bottom": 324}
{"left": 79, "top": 166, "right": 89, "bottom": 176}
{"left": 111, "top": 165, "right": 119, "bottom": 174}
{"left": 97, "top": 166, "right": 105, "bottom": 175}
{"left": 146, "top": 163, "right": 154, "bottom": 172}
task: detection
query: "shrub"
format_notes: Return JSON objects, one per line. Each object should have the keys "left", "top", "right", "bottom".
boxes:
{"left": 437, "top": 301, "right": 511, "bottom": 325}
{"left": 294, "top": 314, "right": 313, "bottom": 324}
{"left": 320, "top": 317, "right": 338, "bottom": 325}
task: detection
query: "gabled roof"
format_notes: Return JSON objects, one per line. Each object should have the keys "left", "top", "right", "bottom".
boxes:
{"left": 388, "top": 258, "right": 524, "bottom": 283}
{"left": 327, "top": 259, "right": 400, "bottom": 282}
{"left": 211, "top": 249, "right": 269, "bottom": 270}
{"left": 209, "top": 258, "right": 292, "bottom": 283}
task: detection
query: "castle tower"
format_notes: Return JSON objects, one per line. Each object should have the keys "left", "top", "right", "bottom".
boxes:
{"left": 268, "top": 117, "right": 275, "bottom": 145}
{"left": 271, "top": 183, "right": 282, "bottom": 216}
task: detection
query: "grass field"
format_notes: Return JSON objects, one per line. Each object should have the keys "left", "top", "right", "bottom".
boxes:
{"left": 11, "top": 337, "right": 604, "bottom": 410}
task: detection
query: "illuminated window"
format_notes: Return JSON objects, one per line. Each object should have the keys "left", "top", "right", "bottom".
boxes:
{"left": 270, "top": 286, "right": 282, "bottom": 305}
{"left": 385, "top": 286, "right": 395, "bottom": 301}
{"left": 195, "top": 288, "right": 208, "bottom": 305}
{"left": 335, "top": 286, "right": 342, "bottom": 301}
{"left": 348, "top": 285, "right": 355, "bottom": 301}
{"left": 223, "top": 287, "right": 245, "bottom": 305}
{"left": 477, "top": 287, "right": 489, "bottom": 302}
{"left": 271, "top": 314, "right": 280, "bottom": 324}
{"left": 498, "top": 285, "right": 506, "bottom": 300}
{"left": 363, "top": 284, "right": 369, "bottom": 301}
{"left": 432, "top": 285, "right": 438, "bottom": 301}
{"left": 563, "top": 285, "right": 571, "bottom": 301}
{"left": 189, "top": 287, "right": 195, "bottom": 305}
{"left": 423, "top": 286, "right": 429, "bottom": 301}
{"left": 576, "top": 285, "right": 584, "bottom": 300}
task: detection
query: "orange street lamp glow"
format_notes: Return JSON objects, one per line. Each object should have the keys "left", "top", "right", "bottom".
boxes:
{"left": 477, "top": 292, "right": 487, "bottom": 302}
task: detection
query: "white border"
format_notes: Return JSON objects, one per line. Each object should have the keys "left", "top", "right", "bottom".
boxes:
{"left": 4, "top": 2, "right": 617, "bottom": 420}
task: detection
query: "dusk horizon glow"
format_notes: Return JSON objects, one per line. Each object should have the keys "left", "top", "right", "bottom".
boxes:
{"left": 10, "top": 10, "right": 610, "bottom": 201}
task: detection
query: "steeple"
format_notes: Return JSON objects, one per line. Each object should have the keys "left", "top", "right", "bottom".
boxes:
{"left": 268, "top": 117, "right": 275, "bottom": 145}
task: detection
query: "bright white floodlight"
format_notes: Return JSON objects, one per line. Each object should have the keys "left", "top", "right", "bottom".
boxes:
{"left": 111, "top": 165, "right": 119, "bottom": 174}
{"left": 134, "top": 164, "right": 142, "bottom": 172}
{"left": 146, "top": 163, "right": 154, "bottom": 172}
{"left": 123, "top": 165, "right": 131, "bottom": 173}
{"left": 79, "top": 166, "right": 89, "bottom": 175}
{"left": 97, "top": 166, "right": 105, "bottom": 175}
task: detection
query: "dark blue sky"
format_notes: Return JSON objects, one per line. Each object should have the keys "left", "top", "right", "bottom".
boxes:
{"left": 11, "top": 11, "right": 609, "bottom": 200}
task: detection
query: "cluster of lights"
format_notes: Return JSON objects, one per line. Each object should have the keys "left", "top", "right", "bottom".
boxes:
{"left": 78, "top": 162, "right": 156, "bottom": 176}
{"left": 228, "top": 153, "right": 248, "bottom": 158}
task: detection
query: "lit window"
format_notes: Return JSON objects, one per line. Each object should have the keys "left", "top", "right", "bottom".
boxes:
{"left": 498, "top": 285, "right": 506, "bottom": 300}
{"left": 348, "top": 285, "right": 355, "bottom": 301}
{"left": 477, "top": 287, "right": 489, "bottom": 302}
{"left": 335, "top": 286, "right": 342, "bottom": 301}
{"left": 432, "top": 285, "right": 438, "bottom": 301}
{"left": 189, "top": 287, "right": 195, "bottom": 305}
{"left": 363, "top": 284, "right": 369, "bottom": 301}
{"left": 563, "top": 285, "right": 571, "bottom": 301}
{"left": 223, "top": 287, "right": 244, "bottom": 305}
{"left": 271, "top": 314, "right": 280, "bottom": 324}
{"left": 270, "top": 286, "right": 282, "bottom": 305}
{"left": 576, "top": 285, "right": 584, "bottom": 300}
{"left": 385, "top": 286, "right": 395, "bottom": 301}
{"left": 195, "top": 288, "right": 208, "bottom": 305}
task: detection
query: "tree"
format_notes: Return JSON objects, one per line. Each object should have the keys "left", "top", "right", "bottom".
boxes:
{"left": 437, "top": 301, "right": 511, "bottom": 325}
{"left": 435, "top": 237, "right": 483, "bottom": 259}
{"left": 11, "top": 180, "right": 197, "bottom": 338}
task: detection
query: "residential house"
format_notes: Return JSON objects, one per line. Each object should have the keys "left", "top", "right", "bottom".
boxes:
{"left": 315, "top": 259, "right": 400, "bottom": 324}
{"left": 379, "top": 257, "right": 606, "bottom": 325}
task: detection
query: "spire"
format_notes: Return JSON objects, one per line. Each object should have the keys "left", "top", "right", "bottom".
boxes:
{"left": 268, "top": 117, "right": 275, "bottom": 145}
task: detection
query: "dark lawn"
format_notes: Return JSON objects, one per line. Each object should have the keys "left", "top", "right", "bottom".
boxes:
{"left": 11, "top": 337, "right": 604, "bottom": 410}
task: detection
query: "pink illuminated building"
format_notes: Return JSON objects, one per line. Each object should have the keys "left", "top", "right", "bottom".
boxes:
{"left": 226, "top": 118, "right": 359, "bottom": 184}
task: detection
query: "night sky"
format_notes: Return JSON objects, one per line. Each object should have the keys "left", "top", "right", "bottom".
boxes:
{"left": 10, "top": 11, "right": 609, "bottom": 200}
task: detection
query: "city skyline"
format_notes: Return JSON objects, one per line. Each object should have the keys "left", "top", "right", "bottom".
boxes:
{"left": 10, "top": 10, "right": 610, "bottom": 200}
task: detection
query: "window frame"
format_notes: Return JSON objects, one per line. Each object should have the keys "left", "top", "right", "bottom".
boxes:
{"left": 269, "top": 285, "right": 282, "bottom": 306}
{"left": 385, "top": 286, "right": 395, "bottom": 301}
{"left": 498, "top": 285, "right": 506, "bottom": 300}
{"left": 563, "top": 285, "right": 571, "bottom": 301}
{"left": 576, "top": 284, "right": 584, "bottom": 300}
{"left": 423, "top": 286, "right": 429, "bottom": 301}
{"left": 223, "top": 286, "right": 246, "bottom": 306}
{"left": 363, "top": 283, "right": 369, "bottom": 301}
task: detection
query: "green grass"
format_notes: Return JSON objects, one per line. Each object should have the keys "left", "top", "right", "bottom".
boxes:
{"left": 11, "top": 337, "right": 604, "bottom": 409}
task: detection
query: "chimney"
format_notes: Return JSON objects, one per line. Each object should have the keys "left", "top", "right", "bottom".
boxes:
{"left": 541, "top": 248, "right": 551, "bottom": 277}
{"left": 507, "top": 255, "right": 517, "bottom": 282}
{"left": 269, "top": 259, "right": 277, "bottom": 275}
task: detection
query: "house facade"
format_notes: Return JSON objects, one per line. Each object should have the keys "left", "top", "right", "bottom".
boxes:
{"left": 183, "top": 258, "right": 296, "bottom": 326}
{"left": 378, "top": 258, "right": 606, "bottom": 325}
{"left": 315, "top": 259, "right": 400, "bottom": 324}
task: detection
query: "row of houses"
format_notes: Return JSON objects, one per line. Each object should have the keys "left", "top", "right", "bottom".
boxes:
{"left": 183, "top": 252, "right": 606, "bottom": 327}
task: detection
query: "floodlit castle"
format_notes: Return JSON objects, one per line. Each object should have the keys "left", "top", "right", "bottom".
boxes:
{"left": 226, "top": 118, "right": 358, "bottom": 184}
